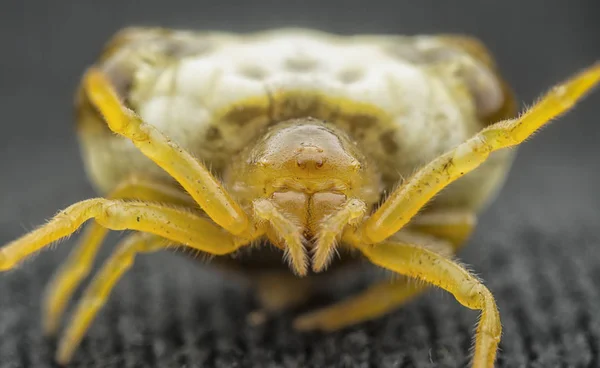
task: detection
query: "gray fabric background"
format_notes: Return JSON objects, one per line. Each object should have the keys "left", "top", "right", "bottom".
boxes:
{"left": 1, "top": 1, "right": 599, "bottom": 367}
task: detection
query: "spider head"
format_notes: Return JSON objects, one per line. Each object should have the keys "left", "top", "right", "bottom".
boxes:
{"left": 224, "top": 118, "right": 381, "bottom": 258}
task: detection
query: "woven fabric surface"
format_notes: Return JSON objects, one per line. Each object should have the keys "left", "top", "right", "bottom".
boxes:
{"left": 1, "top": 1, "right": 599, "bottom": 367}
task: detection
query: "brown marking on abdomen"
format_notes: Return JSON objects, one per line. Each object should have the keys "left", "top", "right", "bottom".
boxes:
{"left": 436, "top": 35, "right": 518, "bottom": 123}
{"left": 76, "top": 28, "right": 216, "bottom": 134}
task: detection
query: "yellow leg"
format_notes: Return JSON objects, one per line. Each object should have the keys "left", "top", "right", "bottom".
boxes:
{"left": 406, "top": 208, "right": 476, "bottom": 248}
{"left": 312, "top": 198, "right": 366, "bottom": 272}
{"left": 0, "top": 198, "right": 256, "bottom": 272}
{"left": 43, "top": 225, "right": 107, "bottom": 336}
{"left": 294, "top": 224, "right": 470, "bottom": 332}
{"left": 84, "top": 68, "right": 250, "bottom": 235}
{"left": 284, "top": 210, "right": 473, "bottom": 331}
{"left": 352, "top": 237, "right": 501, "bottom": 368}
{"left": 253, "top": 199, "right": 307, "bottom": 276}
{"left": 294, "top": 278, "right": 426, "bottom": 331}
{"left": 360, "top": 62, "right": 600, "bottom": 244}
{"left": 43, "top": 176, "right": 195, "bottom": 335}
{"left": 56, "top": 233, "right": 167, "bottom": 364}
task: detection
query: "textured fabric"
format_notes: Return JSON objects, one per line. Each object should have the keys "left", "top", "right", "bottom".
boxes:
{"left": 1, "top": 1, "right": 600, "bottom": 367}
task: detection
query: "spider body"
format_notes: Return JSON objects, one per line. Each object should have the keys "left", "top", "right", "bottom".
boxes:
{"left": 1, "top": 27, "right": 598, "bottom": 368}
{"left": 78, "top": 28, "right": 513, "bottom": 211}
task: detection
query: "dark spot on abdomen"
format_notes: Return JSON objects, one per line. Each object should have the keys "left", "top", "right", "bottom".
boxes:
{"left": 222, "top": 105, "right": 269, "bottom": 126}
{"left": 205, "top": 126, "right": 222, "bottom": 141}
{"left": 379, "top": 130, "right": 399, "bottom": 154}
{"left": 345, "top": 114, "right": 378, "bottom": 135}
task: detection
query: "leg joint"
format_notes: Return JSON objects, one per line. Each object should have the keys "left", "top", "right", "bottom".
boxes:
{"left": 456, "top": 278, "right": 488, "bottom": 309}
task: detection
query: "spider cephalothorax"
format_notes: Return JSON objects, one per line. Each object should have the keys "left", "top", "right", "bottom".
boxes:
{"left": 224, "top": 118, "right": 381, "bottom": 272}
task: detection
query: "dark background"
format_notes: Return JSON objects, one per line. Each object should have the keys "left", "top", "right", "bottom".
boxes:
{"left": 1, "top": 1, "right": 599, "bottom": 367}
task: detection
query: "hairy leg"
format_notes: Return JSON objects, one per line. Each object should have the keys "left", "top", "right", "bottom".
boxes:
{"left": 351, "top": 236, "right": 500, "bottom": 368}
{"left": 43, "top": 176, "right": 195, "bottom": 335}
{"left": 292, "top": 210, "right": 474, "bottom": 331}
{"left": 294, "top": 277, "right": 426, "bottom": 331}
{"left": 0, "top": 199, "right": 256, "bottom": 272}
{"left": 56, "top": 233, "right": 167, "bottom": 364}
{"left": 406, "top": 208, "right": 476, "bottom": 248}
{"left": 84, "top": 68, "right": 250, "bottom": 235}
{"left": 359, "top": 62, "right": 600, "bottom": 244}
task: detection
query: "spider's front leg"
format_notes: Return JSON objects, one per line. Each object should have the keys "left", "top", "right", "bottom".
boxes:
{"left": 84, "top": 68, "right": 250, "bottom": 235}
{"left": 43, "top": 176, "right": 196, "bottom": 335}
{"left": 294, "top": 208, "right": 475, "bottom": 331}
{"left": 357, "top": 62, "right": 600, "bottom": 244}
{"left": 347, "top": 235, "right": 500, "bottom": 368}
{"left": 0, "top": 198, "right": 259, "bottom": 272}
{"left": 0, "top": 197, "right": 262, "bottom": 362}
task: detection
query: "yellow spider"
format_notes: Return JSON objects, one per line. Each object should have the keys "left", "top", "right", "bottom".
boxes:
{"left": 0, "top": 28, "right": 598, "bottom": 368}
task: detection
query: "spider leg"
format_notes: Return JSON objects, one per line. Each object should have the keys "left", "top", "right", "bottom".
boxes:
{"left": 348, "top": 235, "right": 500, "bottom": 368}
{"left": 56, "top": 232, "right": 167, "bottom": 364}
{"left": 43, "top": 176, "right": 195, "bottom": 335}
{"left": 293, "top": 209, "right": 474, "bottom": 332}
{"left": 294, "top": 276, "right": 426, "bottom": 332}
{"left": 83, "top": 68, "right": 250, "bottom": 235}
{"left": 0, "top": 198, "right": 258, "bottom": 272}
{"left": 358, "top": 62, "right": 600, "bottom": 244}
{"left": 406, "top": 208, "right": 476, "bottom": 248}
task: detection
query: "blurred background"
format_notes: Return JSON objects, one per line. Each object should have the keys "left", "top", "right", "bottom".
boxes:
{"left": 0, "top": 1, "right": 599, "bottom": 367}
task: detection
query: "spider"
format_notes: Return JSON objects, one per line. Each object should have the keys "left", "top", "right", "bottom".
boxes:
{"left": 1, "top": 28, "right": 598, "bottom": 367}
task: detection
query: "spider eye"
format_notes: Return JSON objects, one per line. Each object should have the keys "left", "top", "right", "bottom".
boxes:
{"left": 295, "top": 145, "right": 326, "bottom": 170}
